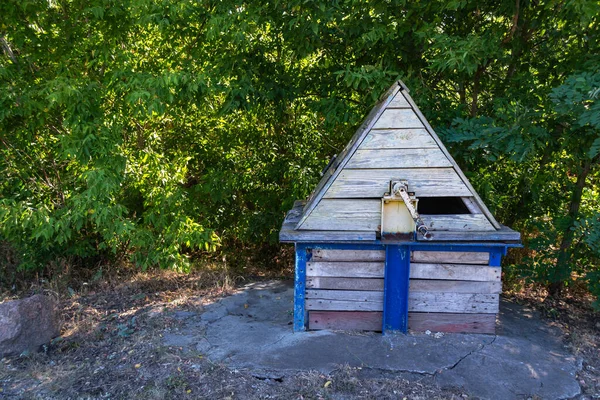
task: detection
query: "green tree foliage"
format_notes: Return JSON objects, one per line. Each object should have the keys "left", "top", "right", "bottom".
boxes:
{"left": 1, "top": 0, "right": 599, "bottom": 302}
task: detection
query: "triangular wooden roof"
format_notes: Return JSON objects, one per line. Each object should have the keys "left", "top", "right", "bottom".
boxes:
{"left": 295, "top": 81, "right": 502, "bottom": 235}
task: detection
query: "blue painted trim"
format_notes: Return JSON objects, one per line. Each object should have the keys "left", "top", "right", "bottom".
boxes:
{"left": 489, "top": 248, "right": 503, "bottom": 266}
{"left": 294, "top": 244, "right": 308, "bottom": 332}
{"left": 383, "top": 245, "right": 410, "bottom": 334}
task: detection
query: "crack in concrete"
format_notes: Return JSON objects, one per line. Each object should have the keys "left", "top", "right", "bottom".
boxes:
{"left": 343, "top": 336, "right": 498, "bottom": 378}
{"left": 443, "top": 335, "right": 498, "bottom": 373}
{"left": 267, "top": 332, "right": 290, "bottom": 349}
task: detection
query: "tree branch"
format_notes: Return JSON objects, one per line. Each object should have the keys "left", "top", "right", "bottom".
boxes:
{"left": 0, "top": 35, "right": 17, "bottom": 63}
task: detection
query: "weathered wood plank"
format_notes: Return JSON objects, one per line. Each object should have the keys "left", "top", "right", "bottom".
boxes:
{"left": 373, "top": 109, "right": 424, "bottom": 129}
{"left": 309, "top": 311, "right": 382, "bottom": 331}
{"left": 284, "top": 202, "right": 305, "bottom": 224}
{"left": 306, "top": 277, "right": 500, "bottom": 294}
{"left": 279, "top": 221, "right": 376, "bottom": 243}
{"left": 307, "top": 261, "right": 501, "bottom": 281}
{"left": 300, "top": 199, "right": 380, "bottom": 231}
{"left": 309, "top": 311, "right": 496, "bottom": 333}
{"left": 307, "top": 261, "right": 384, "bottom": 278}
{"left": 312, "top": 249, "right": 385, "bottom": 262}
{"left": 387, "top": 92, "right": 411, "bottom": 108}
{"left": 312, "top": 250, "right": 490, "bottom": 264}
{"left": 306, "top": 299, "right": 383, "bottom": 311}
{"left": 411, "top": 263, "right": 501, "bottom": 281}
{"left": 305, "top": 289, "right": 383, "bottom": 302}
{"left": 346, "top": 148, "right": 452, "bottom": 169}
{"left": 409, "top": 313, "right": 496, "bottom": 334}
{"left": 306, "top": 292, "right": 498, "bottom": 313}
{"left": 421, "top": 214, "right": 495, "bottom": 232}
{"left": 360, "top": 129, "right": 438, "bottom": 149}
{"left": 417, "top": 229, "right": 521, "bottom": 242}
{"left": 306, "top": 277, "right": 384, "bottom": 291}
{"left": 325, "top": 168, "right": 471, "bottom": 198}
{"left": 302, "top": 200, "right": 497, "bottom": 232}
{"left": 461, "top": 197, "right": 482, "bottom": 214}
{"left": 410, "top": 280, "right": 502, "bottom": 294}
{"left": 412, "top": 251, "right": 489, "bottom": 264}
{"left": 409, "top": 293, "right": 499, "bottom": 313}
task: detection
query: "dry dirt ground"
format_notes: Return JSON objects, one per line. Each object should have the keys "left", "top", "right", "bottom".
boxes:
{"left": 0, "top": 269, "right": 598, "bottom": 399}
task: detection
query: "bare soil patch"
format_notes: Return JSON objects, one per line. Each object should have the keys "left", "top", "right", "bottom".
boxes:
{"left": 0, "top": 268, "right": 464, "bottom": 399}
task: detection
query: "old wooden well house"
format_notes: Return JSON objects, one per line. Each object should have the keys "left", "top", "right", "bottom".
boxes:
{"left": 280, "top": 81, "right": 521, "bottom": 334}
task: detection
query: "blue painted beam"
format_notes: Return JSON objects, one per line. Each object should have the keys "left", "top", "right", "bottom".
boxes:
{"left": 383, "top": 245, "right": 410, "bottom": 334}
{"left": 489, "top": 248, "right": 503, "bottom": 267}
{"left": 293, "top": 244, "right": 308, "bottom": 332}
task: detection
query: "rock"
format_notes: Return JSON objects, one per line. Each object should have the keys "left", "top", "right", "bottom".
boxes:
{"left": 0, "top": 294, "right": 61, "bottom": 357}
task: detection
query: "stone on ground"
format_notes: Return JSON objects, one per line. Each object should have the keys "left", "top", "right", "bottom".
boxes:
{"left": 0, "top": 294, "right": 61, "bottom": 357}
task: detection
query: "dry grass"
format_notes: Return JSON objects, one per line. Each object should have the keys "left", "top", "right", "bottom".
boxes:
{"left": 0, "top": 257, "right": 466, "bottom": 399}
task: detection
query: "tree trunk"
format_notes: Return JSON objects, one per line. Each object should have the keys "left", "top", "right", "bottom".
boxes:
{"left": 548, "top": 158, "right": 593, "bottom": 297}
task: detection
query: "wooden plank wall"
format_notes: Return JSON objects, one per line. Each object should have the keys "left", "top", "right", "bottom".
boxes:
{"left": 306, "top": 250, "right": 499, "bottom": 334}
{"left": 298, "top": 89, "right": 498, "bottom": 233}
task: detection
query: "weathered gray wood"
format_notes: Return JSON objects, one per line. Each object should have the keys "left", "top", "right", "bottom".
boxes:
{"left": 309, "top": 311, "right": 382, "bottom": 331}
{"left": 300, "top": 199, "right": 380, "bottom": 231}
{"left": 307, "top": 277, "right": 385, "bottom": 291}
{"left": 306, "top": 299, "right": 383, "bottom": 311}
{"left": 387, "top": 91, "right": 411, "bottom": 108}
{"left": 307, "top": 261, "right": 501, "bottom": 281}
{"left": 409, "top": 292, "right": 499, "bottom": 313}
{"left": 373, "top": 109, "right": 424, "bottom": 129}
{"left": 301, "top": 200, "right": 495, "bottom": 232}
{"left": 409, "top": 313, "right": 496, "bottom": 333}
{"left": 296, "top": 83, "right": 401, "bottom": 229}
{"left": 412, "top": 251, "right": 489, "bottom": 264}
{"left": 279, "top": 221, "right": 376, "bottom": 243}
{"left": 306, "top": 292, "right": 498, "bottom": 313}
{"left": 418, "top": 228, "right": 521, "bottom": 241}
{"left": 399, "top": 83, "right": 502, "bottom": 229}
{"left": 306, "top": 289, "right": 383, "bottom": 302}
{"left": 312, "top": 249, "right": 385, "bottom": 262}
{"left": 284, "top": 201, "right": 305, "bottom": 224}
{"left": 461, "top": 197, "right": 482, "bottom": 214}
{"left": 306, "top": 277, "right": 500, "bottom": 294}
{"left": 410, "top": 279, "right": 502, "bottom": 294}
{"left": 324, "top": 168, "right": 471, "bottom": 199}
{"left": 346, "top": 148, "right": 452, "bottom": 169}
{"left": 312, "top": 250, "right": 489, "bottom": 264}
{"left": 307, "top": 261, "right": 384, "bottom": 278}
{"left": 421, "top": 214, "right": 495, "bottom": 231}
{"left": 360, "top": 129, "right": 438, "bottom": 149}
{"left": 411, "top": 263, "right": 501, "bottom": 281}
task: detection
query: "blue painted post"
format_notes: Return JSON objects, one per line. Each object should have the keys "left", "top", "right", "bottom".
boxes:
{"left": 489, "top": 249, "right": 503, "bottom": 267}
{"left": 383, "top": 245, "right": 410, "bottom": 333}
{"left": 293, "top": 244, "right": 308, "bottom": 332}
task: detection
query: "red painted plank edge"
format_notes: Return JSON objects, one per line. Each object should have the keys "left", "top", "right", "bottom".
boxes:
{"left": 308, "top": 311, "right": 496, "bottom": 334}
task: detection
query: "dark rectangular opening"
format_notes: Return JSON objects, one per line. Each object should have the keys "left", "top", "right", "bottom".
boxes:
{"left": 417, "top": 197, "right": 470, "bottom": 214}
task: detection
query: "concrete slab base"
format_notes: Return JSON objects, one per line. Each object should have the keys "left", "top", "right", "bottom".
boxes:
{"left": 162, "top": 280, "right": 582, "bottom": 400}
